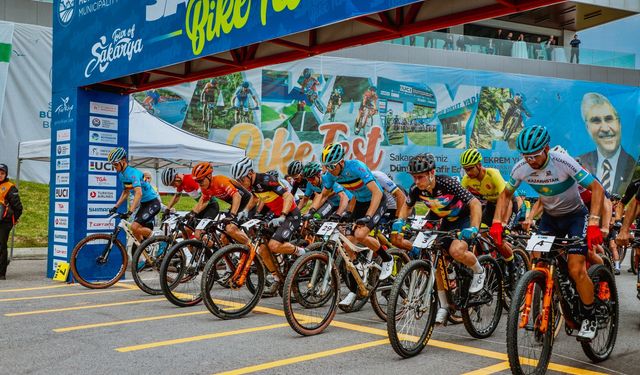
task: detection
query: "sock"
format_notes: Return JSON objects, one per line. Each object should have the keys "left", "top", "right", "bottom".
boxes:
{"left": 295, "top": 247, "right": 306, "bottom": 256}
{"left": 504, "top": 255, "right": 514, "bottom": 262}
{"left": 273, "top": 273, "right": 282, "bottom": 282}
{"left": 582, "top": 302, "right": 594, "bottom": 319}
{"left": 378, "top": 247, "right": 392, "bottom": 262}
{"left": 471, "top": 260, "right": 483, "bottom": 274}
{"left": 615, "top": 261, "right": 620, "bottom": 269}
{"left": 438, "top": 290, "right": 448, "bottom": 309}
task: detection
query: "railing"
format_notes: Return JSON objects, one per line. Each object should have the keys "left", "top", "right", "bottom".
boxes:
{"left": 387, "top": 31, "right": 636, "bottom": 70}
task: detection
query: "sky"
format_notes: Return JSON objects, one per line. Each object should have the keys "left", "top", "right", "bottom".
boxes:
{"left": 579, "top": 14, "right": 640, "bottom": 68}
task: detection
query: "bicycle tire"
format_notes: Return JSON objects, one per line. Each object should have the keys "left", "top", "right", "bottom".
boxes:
{"left": 159, "top": 239, "right": 205, "bottom": 307}
{"left": 131, "top": 235, "right": 173, "bottom": 295}
{"left": 370, "top": 248, "right": 410, "bottom": 322}
{"left": 70, "top": 233, "right": 127, "bottom": 289}
{"left": 201, "top": 244, "right": 265, "bottom": 319}
{"left": 580, "top": 264, "right": 618, "bottom": 362}
{"left": 283, "top": 251, "right": 339, "bottom": 336}
{"left": 386, "top": 259, "right": 437, "bottom": 358}
{"left": 503, "top": 248, "right": 531, "bottom": 311}
{"left": 462, "top": 255, "right": 503, "bottom": 339}
{"left": 506, "top": 269, "right": 554, "bottom": 375}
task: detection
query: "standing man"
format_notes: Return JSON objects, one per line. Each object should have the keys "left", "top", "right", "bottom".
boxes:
{"left": 0, "top": 164, "right": 22, "bottom": 280}
{"left": 577, "top": 93, "right": 636, "bottom": 194}
{"left": 570, "top": 34, "right": 581, "bottom": 64}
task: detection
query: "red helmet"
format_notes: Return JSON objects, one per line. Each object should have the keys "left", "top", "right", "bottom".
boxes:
{"left": 191, "top": 162, "right": 213, "bottom": 180}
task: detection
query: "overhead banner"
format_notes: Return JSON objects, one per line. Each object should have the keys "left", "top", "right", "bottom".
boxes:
{"left": 0, "top": 22, "right": 14, "bottom": 161}
{"left": 136, "top": 56, "right": 640, "bottom": 195}
{"left": 52, "top": 0, "right": 421, "bottom": 90}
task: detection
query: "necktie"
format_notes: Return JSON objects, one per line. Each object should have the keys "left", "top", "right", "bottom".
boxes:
{"left": 601, "top": 159, "right": 612, "bottom": 192}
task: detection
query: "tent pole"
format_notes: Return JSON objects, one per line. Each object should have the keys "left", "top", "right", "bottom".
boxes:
{"left": 10, "top": 144, "right": 22, "bottom": 261}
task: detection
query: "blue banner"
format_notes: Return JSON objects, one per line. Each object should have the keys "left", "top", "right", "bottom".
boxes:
{"left": 52, "top": 0, "right": 420, "bottom": 90}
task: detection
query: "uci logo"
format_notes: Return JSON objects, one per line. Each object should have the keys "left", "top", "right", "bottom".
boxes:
{"left": 89, "top": 161, "right": 114, "bottom": 172}
{"left": 57, "top": 0, "right": 75, "bottom": 26}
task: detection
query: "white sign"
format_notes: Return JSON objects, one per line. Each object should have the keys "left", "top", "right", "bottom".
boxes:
{"left": 56, "top": 173, "right": 70, "bottom": 185}
{"left": 53, "top": 244, "right": 68, "bottom": 258}
{"left": 413, "top": 232, "right": 438, "bottom": 249}
{"left": 52, "top": 259, "right": 65, "bottom": 273}
{"left": 241, "top": 219, "right": 261, "bottom": 229}
{"left": 56, "top": 158, "right": 70, "bottom": 171}
{"left": 88, "top": 189, "right": 116, "bottom": 201}
{"left": 89, "top": 130, "right": 118, "bottom": 145}
{"left": 54, "top": 201, "right": 69, "bottom": 214}
{"left": 89, "top": 145, "right": 112, "bottom": 159}
{"left": 411, "top": 216, "right": 428, "bottom": 230}
{"left": 526, "top": 235, "right": 556, "bottom": 253}
{"left": 89, "top": 160, "right": 116, "bottom": 173}
{"left": 56, "top": 143, "right": 71, "bottom": 156}
{"left": 196, "top": 218, "right": 212, "bottom": 230}
{"left": 87, "top": 203, "right": 113, "bottom": 216}
{"left": 88, "top": 174, "right": 116, "bottom": 187}
{"left": 53, "top": 230, "right": 68, "bottom": 244}
{"left": 89, "top": 101, "right": 119, "bottom": 116}
{"left": 54, "top": 216, "right": 69, "bottom": 229}
{"left": 54, "top": 187, "right": 70, "bottom": 200}
{"left": 90, "top": 116, "right": 118, "bottom": 131}
{"left": 316, "top": 222, "right": 338, "bottom": 236}
{"left": 87, "top": 218, "right": 115, "bottom": 231}
{"left": 56, "top": 128, "right": 71, "bottom": 142}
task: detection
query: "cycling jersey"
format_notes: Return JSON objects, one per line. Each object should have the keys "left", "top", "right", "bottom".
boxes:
{"left": 176, "top": 174, "right": 201, "bottom": 200}
{"left": 323, "top": 160, "right": 381, "bottom": 202}
{"left": 305, "top": 174, "right": 353, "bottom": 207}
{"left": 119, "top": 166, "right": 158, "bottom": 203}
{"left": 621, "top": 179, "right": 640, "bottom": 205}
{"left": 462, "top": 167, "right": 506, "bottom": 204}
{"left": 200, "top": 175, "right": 251, "bottom": 208}
{"left": 506, "top": 151, "right": 594, "bottom": 216}
{"left": 406, "top": 175, "right": 475, "bottom": 222}
{"left": 291, "top": 179, "right": 308, "bottom": 196}
{"left": 302, "top": 77, "right": 319, "bottom": 92}
{"left": 251, "top": 173, "right": 296, "bottom": 216}
{"left": 362, "top": 91, "right": 378, "bottom": 108}
{"left": 372, "top": 171, "right": 401, "bottom": 210}
{"left": 329, "top": 93, "right": 341, "bottom": 104}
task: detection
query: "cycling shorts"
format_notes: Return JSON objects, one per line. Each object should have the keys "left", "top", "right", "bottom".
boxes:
{"left": 346, "top": 196, "right": 388, "bottom": 235}
{"left": 537, "top": 205, "right": 588, "bottom": 256}
{"left": 196, "top": 199, "right": 220, "bottom": 220}
{"left": 317, "top": 201, "right": 338, "bottom": 219}
{"left": 271, "top": 208, "right": 302, "bottom": 243}
{"left": 134, "top": 198, "right": 161, "bottom": 226}
{"left": 440, "top": 215, "right": 473, "bottom": 250}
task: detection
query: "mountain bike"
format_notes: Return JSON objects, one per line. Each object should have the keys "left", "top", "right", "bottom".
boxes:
{"left": 503, "top": 107, "right": 524, "bottom": 141}
{"left": 304, "top": 88, "right": 325, "bottom": 113}
{"left": 203, "top": 102, "right": 215, "bottom": 132}
{"left": 386, "top": 229, "right": 503, "bottom": 358}
{"left": 506, "top": 235, "right": 618, "bottom": 374}
{"left": 354, "top": 106, "right": 374, "bottom": 136}
{"left": 234, "top": 106, "right": 259, "bottom": 124}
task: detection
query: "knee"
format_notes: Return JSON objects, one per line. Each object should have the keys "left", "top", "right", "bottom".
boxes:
{"left": 448, "top": 241, "right": 465, "bottom": 260}
{"left": 267, "top": 240, "right": 280, "bottom": 252}
{"left": 568, "top": 260, "right": 587, "bottom": 281}
{"left": 354, "top": 228, "right": 368, "bottom": 242}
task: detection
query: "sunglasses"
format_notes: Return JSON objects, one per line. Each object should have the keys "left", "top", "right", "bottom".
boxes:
{"left": 195, "top": 177, "right": 207, "bottom": 184}
{"left": 325, "top": 163, "right": 340, "bottom": 171}
{"left": 588, "top": 115, "right": 617, "bottom": 125}
{"left": 522, "top": 149, "right": 546, "bottom": 161}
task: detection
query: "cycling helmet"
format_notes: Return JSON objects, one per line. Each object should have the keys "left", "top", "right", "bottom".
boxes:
{"left": 0, "top": 163, "right": 7, "bottom": 174}
{"left": 302, "top": 161, "right": 322, "bottom": 179}
{"left": 550, "top": 145, "right": 568, "bottom": 155}
{"left": 303, "top": 68, "right": 312, "bottom": 78}
{"left": 107, "top": 147, "right": 127, "bottom": 163}
{"left": 191, "top": 162, "right": 213, "bottom": 180}
{"left": 231, "top": 157, "right": 254, "bottom": 180}
{"left": 266, "top": 169, "right": 280, "bottom": 178}
{"left": 241, "top": 81, "right": 250, "bottom": 88}
{"left": 460, "top": 148, "right": 483, "bottom": 167}
{"left": 287, "top": 160, "right": 304, "bottom": 177}
{"left": 408, "top": 153, "right": 436, "bottom": 174}
{"left": 335, "top": 86, "right": 343, "bottom": 95}
{"left": 369, "top": 86, "right": 377, "bottom": 92}
{"left": 321, "top": 143, "right": 345, "bottom": 166}
{"left": 161, "top": 168, "right": 178, "bottom": 186}
{"left": 516, "top": 125, "right": 550, "bottom": 154}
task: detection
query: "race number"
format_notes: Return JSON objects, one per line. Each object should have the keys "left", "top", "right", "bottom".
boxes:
{"left": 526, "top": 235, "right": 555, "bottom": 253}
{"left": 317, "top": 222, "right": 338, "bottom": 236}
{"left": 410, "top": 216, "right": 427, "bottom": 230}
{"left": 195, "top": 219, "right": 212, "bottom": 230}
{"left": 413, "top": 232, "right": 437, "bottom": 249}
{"left": 241, "top": 219, "right": 261, "bottom": 229}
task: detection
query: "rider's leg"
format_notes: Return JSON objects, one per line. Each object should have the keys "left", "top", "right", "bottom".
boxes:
{"left": 390, "top": 233, "right": 413, "bottom": 251}
{"left": 435, "top": 269, "right": 449, "bottom": 323}
{"left": 267, "top": 210, "right": 304, "bottom": 259}
{"left": 225, "top": 223, "right": 250, "bottom": 246}
{"left": 131, "top": 199, "right": 161, "bottom": 242}
{"left": 257, "top": 244, "right": 278, "bottom": 276}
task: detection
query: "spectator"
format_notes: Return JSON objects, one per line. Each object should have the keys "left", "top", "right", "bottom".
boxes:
{"left": 570, "top": 34, "right": 581, "bottom": 63}
{"left": 495, "top": 29, "right": 505, "bottom": 55}
{"left": 0, "top": 163, "right": 23, "bottom": 280}
{"left": 456, "top": 36, "right": 466, "bottom": 51}
{"left": 444, "top": 33, "right": 454, "bottom": 50}
{"left": 533, "top": 36, "right": 544, "bottom": 59}
{"left": 545, "top": 35, "right": 557, "bottom": 61}
{"left": 409, "top": 35, "right": 416, "bottom": 47}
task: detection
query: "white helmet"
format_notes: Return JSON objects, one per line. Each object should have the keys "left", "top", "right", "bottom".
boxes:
{"left": 161, "top": 168, "right": 177, "bottom": 186}
{"left": 231, "top": 157, "right": 254, "bottom": 180}
{"left": 550, "top": 145, "right": 568, "bottom": 155}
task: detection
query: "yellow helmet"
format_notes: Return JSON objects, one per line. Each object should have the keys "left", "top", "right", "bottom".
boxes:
{"left": 460, "top": 148, "right": 482, "bottom": 167}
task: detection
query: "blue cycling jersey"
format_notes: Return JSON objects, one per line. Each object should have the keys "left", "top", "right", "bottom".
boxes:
{"left": 323, "top": 160, "right": 380, "bottom": 202}
{"left": 305, "top": 174, "right": 353, "bottom": 207}
{"left": 119, "top": 166, "right": 159, "bottom": 203}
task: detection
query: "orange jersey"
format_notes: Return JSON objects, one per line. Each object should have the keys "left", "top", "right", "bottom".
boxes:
{"left": 200, "top": 175, "right": 249, "bottom": 204}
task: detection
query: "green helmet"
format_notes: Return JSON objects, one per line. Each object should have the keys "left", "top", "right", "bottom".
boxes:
{"left": 321, "top": 143, "right": 345, "bottom": 166}
{"left": 516, "top": 125, "right": 550, "bottom": 154}
{"left": 302, "top": 161, "right": 322, "bottom": 179}
{"left": 460, "top": 148, "right": 482, "bottom": 167}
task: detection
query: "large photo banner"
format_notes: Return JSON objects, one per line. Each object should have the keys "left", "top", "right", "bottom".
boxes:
{"left": 133, "top": 56, "right": 640, "bottom": 195}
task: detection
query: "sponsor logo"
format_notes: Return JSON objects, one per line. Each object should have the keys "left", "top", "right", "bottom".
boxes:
{"left": 78, "top": 0, "right": 121, "bottom": 17}
{"left": 89, "top": 116, "right": 118, "bottom": 131}
{"left": 88, "top": 189, "right": 116, "bottom": 201}
{"left": 89, "top": 160, "right": 116, "bottom": 173}
{"left": 89, "top": 145, "right": 112, "bottom": 159}
{"left": 85, "top": 25, "right": 143, "bottom": 78}
{"left": 55, "top": 201, "right": 70, "bottom": 214}
{"left": 88, "top": 174, "right": 116, "bottom": 187}
{"left": 57, "top": 0, "right": 75, "bottom": 26}
{"left": 56, "top": 129, "right": 71, "bottom": 142}
{"left": 146, "top": 0, "right": 187, "bottom": 21}
{"left": 87, "top": 203, "right": 112, "bottom": 216}
{"left": 53, "top": 230, "right": 68, "bottom": 244}
{"left": 89, "top": 130, "right": 118, "bottom": 145}
{"left": 56, "top": 158, "right": 70, "bottom": 171}
{"left": 54, "top": 216, "right": 69, "bottom": 229}
{"left": 87, "top": 218, "right": 115, "bottom": 231}
{"left": 56, "top": 173, "right": 70, "bottom": 185}
{"left": 54, "top": 187, "right": 70, "bottom": 200}
{"left": 89, "top": 101, "right": 119, "bottom": 116}
{"left": 53, "top": 259, "right": 65, "bottom": 272}
{"left": 53, "top": 244, "right": 68, "bottom": 258}
{"left": 56, "top": 143, "right": 71, "bottom": 156}
{"left": 55, "top": 97, "right": 74, "bottom": 118}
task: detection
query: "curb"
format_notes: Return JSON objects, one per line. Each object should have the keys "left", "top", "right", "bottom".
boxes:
{"left": 10, "top": 247, "right": 48, "bottom": 260}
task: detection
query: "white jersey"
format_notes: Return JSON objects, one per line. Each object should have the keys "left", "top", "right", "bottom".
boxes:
{"left": 372, "top": 171, "right": 400, "bottom": 210}
{"left": 506, "top": 151, "right": 594, "bottom": 216}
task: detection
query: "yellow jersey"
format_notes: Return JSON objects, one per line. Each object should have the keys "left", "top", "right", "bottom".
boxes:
{"left": 461, "top": 167, "right": 506, "bottom": 203}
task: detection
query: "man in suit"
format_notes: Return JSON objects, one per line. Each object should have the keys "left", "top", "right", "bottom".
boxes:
{"left": 578, "top": 92, "right": 636, "bottom": 194}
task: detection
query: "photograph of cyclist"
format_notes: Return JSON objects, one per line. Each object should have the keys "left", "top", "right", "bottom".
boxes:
{"left": 233, "top": 81, "right": 260, "bottom": 124}
{"left": 501, "top": 92, "right": 531, "bottom": 141}
{"left": 354, "top": 86, "right": 378, "bottom": 135}
{"left": 142, "top": 89, "right": 162, "bottom": 113}
{"left": 325, "top": 86, "right": 343, "bottom": 122}
{"left": 200, "top": 78, "right": 220, "bottom": 130}
{"left": 298, "top": 68, "right": 324, "bottom": 113}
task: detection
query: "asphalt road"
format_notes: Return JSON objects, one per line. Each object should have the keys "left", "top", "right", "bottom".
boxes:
{"left": 0, "top": 259, "right": 638, "bottom": 375}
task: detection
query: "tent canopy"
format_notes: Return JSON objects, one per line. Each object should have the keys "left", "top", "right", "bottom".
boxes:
{"left": 18, "top": 100, "right": 245, "bottom": 169}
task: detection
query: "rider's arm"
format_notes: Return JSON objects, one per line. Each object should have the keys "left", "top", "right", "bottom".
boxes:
{"left": 280, "top": 192, "right": 295, "bottom": 216}
{"left": 365, "top": 180, "right": 383, "bottom": 217}
{"left": 393, "top": 188, "right": 407, "bottom": 217}
{"left": 166, "top": 193, "right": 181, "bottom": 210}
{"left": 192, "top": 193, "right": 210, "bottom": 214}
{"left": 469, "top": 197, "right": 482, "bottom": 229}
{"left": 493, "top": 188, "right": 515, "bottom": 224}
{"left": 229, "top": 192, "right": 242, "bottom": 216}
{"left": 336, "top": 191, "right": 350, "bottom": 215}
{"left": 298, "top": 196, "right": 310, "bottom": 212}
{"left": 114, "top": 190, "right": 129, "bottom": 209}
{"left": 130, "top": 187, "right": 143, "bottom": 213}
{"left": 584, "top": 178, "right": 605, "bottom": 229}
{"left": 397, "top": 201, "right": 412, "bottom": 221}
{"left": 528, "top": 200, "right": 543, "bottom": 221}
{"left": 601, "top": 197, "right": 612, "bottom": 232}
{"left": 310, "top": 187, "right": 333, "bottom": 211}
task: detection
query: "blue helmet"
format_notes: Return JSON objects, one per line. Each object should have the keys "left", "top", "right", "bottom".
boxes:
{"left": 369, "top": 86, "right": 377, "bottom": 92}
{"left": 321, "top": 143, "right": 345, "bottom": 166}
{"left": 241, "top": 81, "right": 249, "bottom": 88}
{"left": 303, "top": 68, "right": 312, "bottom": 78}
{"left": 334, "top": 86, "right": 343, "bottom": 95}
{"left": 516, "top": 125, "right": 550, "bottom": 154}
{"left": 107, "top": 147, "right": 127, "bottom": 163}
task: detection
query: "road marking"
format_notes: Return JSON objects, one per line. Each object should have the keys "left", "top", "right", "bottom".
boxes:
{"left": 0, "top": 288, "right": 132, "bottom": 302}
{"left": 461, "top": 362, "right": 511, "bottom": 375}
{"left": 547, "top": 363, "right": 611, "bottom": 375}
{"left": 115, "top": 323, "right": 290, "bottom": 352}
{"left": 54, "top": 311, "right": 210, "bottom": 332}
{"left": 4, "top": 298, "right": 165, "bottom": 317}
{"left": 0, "top": 284, "right": 74, "bottom": 293}
{"left": 213, "top": 339, "right": 389, "bottom": 375}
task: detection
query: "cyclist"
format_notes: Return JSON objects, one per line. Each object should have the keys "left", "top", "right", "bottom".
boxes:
{"left": 287, "top": 160, "right": 307, "bottom": 200}
{"left": 616, "top": 185, "right": 640, "bottom": 298}
{"left": 160, "top": 167, "right": 202, "bottom": 218}
{"left": 299, "top": 68, "right": 320, "bottom": 105}
{"left": 490, "top": 125, "right": 605, "bottom": 340}
{"left": 301, "top": 161, "right": 351, "bottom": 219}
{"left": 108, "top": 147, "right": 161, "bottom": 244}
{"left": 200, "top": 79, "right": 220, "bottom": 127}
{"left": 617, "top": 177, "right": 640, "bottom": 273}
{"left": 326, "top": 86, "right": 343, "bottom": 121}
{"left": 501, "top": 93, "right": 531, "bottom": 133}
{"left": 233, "top": 81, "right": 259, "bottom": 123}
{"left": 356, "top": 86, "right": 378, "bottom": 128}
{"left": 142, "top": 89, "right": 161, "bottom": 112}
{"left": 392, "top": 153, "right": 486, "bottom": 323}
{"left": 460, "top": 148, "right": 518, "bottom": 289}
{"left": 231, "top": 157, "right": 304, "bottom": 288}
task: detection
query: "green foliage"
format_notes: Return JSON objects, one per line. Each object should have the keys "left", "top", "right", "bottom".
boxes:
{"left": 12, "top": 181, "right": 49, "bottom": 248}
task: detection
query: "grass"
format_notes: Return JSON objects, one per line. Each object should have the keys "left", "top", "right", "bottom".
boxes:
{"left": 160, "top": 194, "right": 230, "bottom": 212}
{"left": 12, "top": 181, "right": 49, "bottom": 248}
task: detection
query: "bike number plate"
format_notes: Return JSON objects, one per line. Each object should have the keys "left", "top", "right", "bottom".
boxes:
{"left": 411, "top": 216, "right": 427, "bottom": 230}
{"left": 195, "top": 219, "right": 212, "bottom": 230}
{"left": 413, "top": 232, "right": 437, "bottom": 249}
{"left": 526, "top": 234, "right": 555, "bottom": 252}
{"left": 241, "top": 219, "right": 261, "bottom": 229}
{"left": 317, "top": 222, "right": 338, "bottom": 236}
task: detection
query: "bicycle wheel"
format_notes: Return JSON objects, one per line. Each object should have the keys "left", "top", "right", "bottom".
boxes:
{"left": 159, "top": 239, "right": 206, "bottom": 307}
{"left": 462, "top": 255, "right": 503, "bottom": 338}
{"left": 283, "top": 251, "right": 339, "bottom": 336}
{"left": 131, "top": 235, "right": 173, "bottom": 295}
{"left": 581, "top": 264, "right": 618, "bottom": 362}
{"left": 335, "top": 254, "right": 368, "bottom": 313}
{"left": 201, "top": 244, "right": 265, "bottom": 319}
{"left": 370, "top": 249, "right": 410, "bottom": 322}
{"left": 386, "top": 259, "right": 436, "bottom": 358}
{"left": 506, "top": 269, "right": 554, "bottom": 375}
{"left": 504, "top": 248, "right": 531, "bottom": 311}
{"left": 70, "top": 234, "right": 127, "bottom": 289}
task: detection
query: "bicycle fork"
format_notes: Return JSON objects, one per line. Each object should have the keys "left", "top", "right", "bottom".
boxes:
{"left": 232, "top": 243, "right": 258, "bottom": 287}
{"left": 519, "top": 266, "right": 554, "bottom": 333}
